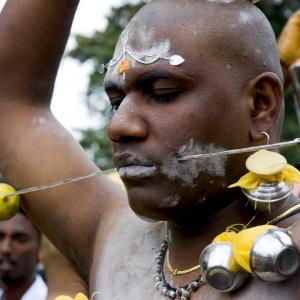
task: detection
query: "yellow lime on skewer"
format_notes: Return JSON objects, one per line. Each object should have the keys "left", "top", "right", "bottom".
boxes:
{"left": 0, "top": 183, "right": 20, "bottom": 220}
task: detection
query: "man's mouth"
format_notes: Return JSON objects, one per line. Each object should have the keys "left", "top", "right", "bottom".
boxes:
{"left": 0, "top": 259, "right": 16, "bottom": 271}
{"left": 118, "top": 165, "right": 158, "bottom": 179}
{"left": 115, "top": 154, "right": 159, "bottom": 180}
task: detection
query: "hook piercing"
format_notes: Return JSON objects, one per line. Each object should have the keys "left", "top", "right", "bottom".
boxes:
{"left": 261, "top": 131, "right": 270, "bottom": 145}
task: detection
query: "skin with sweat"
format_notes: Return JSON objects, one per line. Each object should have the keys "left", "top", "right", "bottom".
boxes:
{"left": 0, "top": 0, "right": 300, "bottom": 299}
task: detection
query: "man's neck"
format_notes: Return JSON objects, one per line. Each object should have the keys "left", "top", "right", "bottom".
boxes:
{"left": 2, "top": 274, "right": 35, "bottom": 300}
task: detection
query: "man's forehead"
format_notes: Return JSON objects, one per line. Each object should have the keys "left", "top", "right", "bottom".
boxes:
{"left": 104, "top": 0, "right": 279, "bottom": 86}
{"left": 104, "top": 22, "right": 192, "bottom": 86}
{"left": 113, "top": 1, "right": 204, "bottom": 53}
{"left": 114, "top": 27, "right": 172, "bottom": 58}
{"left": 112, "top": 0, "right": 256, "bottom": 59}
{"left": 0, "top": 214, "right": 35, "bottom": 234}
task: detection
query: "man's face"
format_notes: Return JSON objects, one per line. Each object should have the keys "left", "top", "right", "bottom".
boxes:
{"left": 0, "top": 214, "right": 40, "bottom": 284}
{"left": 105, "top": 14, "right": 251, "bottom": 222}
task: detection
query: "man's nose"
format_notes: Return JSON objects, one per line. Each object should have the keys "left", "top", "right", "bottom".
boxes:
{"left": 0, "top": 238, "right": 13, "bottom": 254}
{"left": 107, "top": 97, "right": 148, "bottom": 143}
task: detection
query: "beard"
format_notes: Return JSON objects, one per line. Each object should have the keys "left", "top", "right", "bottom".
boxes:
{"left": 0, "top": 273, "right": 20, "bottom": 285}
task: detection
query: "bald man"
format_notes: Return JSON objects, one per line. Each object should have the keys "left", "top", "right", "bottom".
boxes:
{"left": 0, "top": 0, "right": 300, "bottom": 299}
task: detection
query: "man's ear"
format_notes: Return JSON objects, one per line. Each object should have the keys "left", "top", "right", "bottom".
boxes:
{"left": 247, "top": 72, "right": 284, "bottom": 143}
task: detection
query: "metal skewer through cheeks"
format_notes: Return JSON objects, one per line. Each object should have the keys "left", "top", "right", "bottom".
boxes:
{"left": 4, "top": 168, "right": 117, "bottom": 198}
{"left": 178, "top": 138, "right": 300, "bottom": 161}
{"left": 4, "top": 138, "right": 300, "bottom": 199}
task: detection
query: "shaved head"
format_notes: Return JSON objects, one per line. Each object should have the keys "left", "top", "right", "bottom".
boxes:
{"left": 107, "top": 0, "right": 284, "bottom": 142}
{"left": 125, "top": 0, "right": 283, "bottom": 85}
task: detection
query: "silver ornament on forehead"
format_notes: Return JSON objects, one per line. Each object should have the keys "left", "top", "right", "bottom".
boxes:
{"left": 98, "top": 34, "right": 185, "bottom": 77}
{"left": 98, "top": 63, "right": 106, "bottom": 74}
{"left": 169, "top": 55, "right": 185, "bottom": 66}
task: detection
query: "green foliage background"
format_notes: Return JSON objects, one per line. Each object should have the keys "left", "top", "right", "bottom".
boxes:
{"left": 69, "top": 0, "right": 300, "bottom": 169}
{"left": 257, "top": 0, "right": 300, "bottom": 168}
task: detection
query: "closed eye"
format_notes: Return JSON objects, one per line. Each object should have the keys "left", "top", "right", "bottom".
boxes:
{"left": 13, "top": 233, "right": 29, "bottom": 243}
{"left": 150, "top": 89, "right": 182, "bottom": 103}
{"left": 104, "top": 81, "right": 126, "bottom": 113}
{"left": 107, "top": 92, "right": 125, "bottom": 113}
{"left": 109, "top": 96, "right": 124, "bottom": 113}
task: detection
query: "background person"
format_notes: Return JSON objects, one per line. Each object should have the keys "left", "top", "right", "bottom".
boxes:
{"left": 0, "top": 211, "right": 47, "bottom": 300}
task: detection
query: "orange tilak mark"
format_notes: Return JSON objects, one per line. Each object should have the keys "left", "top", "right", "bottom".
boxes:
{"left": 118, "top": 60, "right": 130, "bottom": 74}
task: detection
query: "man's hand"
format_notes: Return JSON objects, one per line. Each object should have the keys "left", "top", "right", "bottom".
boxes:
{"left": 0, "top": 0, "right": 79, "bottom": 103}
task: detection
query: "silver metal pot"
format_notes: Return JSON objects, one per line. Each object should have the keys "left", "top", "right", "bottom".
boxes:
{"left": 250, "top": 228, "right": 300, "bottom": 281}
{"left": 242, "top": 181, "right": 293, "bottom": 212}
{"left": 200, "top": 242, "right": 249, "bottom": 292}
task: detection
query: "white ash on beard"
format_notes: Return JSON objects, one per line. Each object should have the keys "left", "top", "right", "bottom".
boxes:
{"left": 161, "top": 139, "right": 227, "bottom": 187}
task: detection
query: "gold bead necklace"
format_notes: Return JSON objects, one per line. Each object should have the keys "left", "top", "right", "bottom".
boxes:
{"left": 166, "top": 250, "right": 200, "bottom": 276}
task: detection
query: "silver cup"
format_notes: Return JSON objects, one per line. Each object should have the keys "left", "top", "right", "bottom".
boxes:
{"left": 250, "top": 228, "right": 300, "bottom": 282}
{"left": 200, "top": 242, "right": 249, "bottom": 292}
{"left": 242, "top": 181, "right": 293, "bottom": 212}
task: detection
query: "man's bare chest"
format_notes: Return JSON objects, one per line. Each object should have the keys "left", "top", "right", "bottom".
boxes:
{"left": 89, "top": 210, "right": 165, "bottom": 299}
{"left": 89, "top": 210, "right": 300, "bottom": 300}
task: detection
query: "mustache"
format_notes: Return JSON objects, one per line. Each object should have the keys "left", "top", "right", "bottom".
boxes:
{"left": 0, "top": 256, "right": 17, "bottom": 265}
{"left": 114, "top": 154, "right": 157, "bottom": 168}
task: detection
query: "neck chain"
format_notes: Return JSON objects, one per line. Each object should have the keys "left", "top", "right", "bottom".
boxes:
{"left": 154, "top": 240, "right": 204, "bottom": 299}
{"left": 166, "top": 250, "right": 200, "bottom": 276}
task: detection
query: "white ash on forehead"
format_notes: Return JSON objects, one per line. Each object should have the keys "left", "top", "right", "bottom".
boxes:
{"left": 161, "top": 140, "right": 227, "bottom": 187}
{"left": 239, "top": 11, "right": 251, "bottom": 24}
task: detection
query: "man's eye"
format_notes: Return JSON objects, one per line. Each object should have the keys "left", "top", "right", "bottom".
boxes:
{"left": 14, "top": 234, "right": 29, "bottom": 243}
{"left": 151, "top": 90, "right": 181, "bottom": 103}
{"left": 110, "top": 103, "right": 120, "bottom": 113}
{"left": 109, "top": 96, "right": 124, "bottom": 113}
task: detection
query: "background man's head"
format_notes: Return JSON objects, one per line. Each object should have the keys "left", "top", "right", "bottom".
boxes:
{"left": 0, "top": 212, "right": 40, "bottom": 286}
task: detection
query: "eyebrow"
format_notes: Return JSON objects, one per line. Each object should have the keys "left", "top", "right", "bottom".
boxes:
{"left": 104, "top": 69, "right": 194, "bottom": 93}
{"left": 137, "top": 70, "right": 193, "bottom": 86}
{"left": 104, "top": 81, "right": 119, "bottom": 93}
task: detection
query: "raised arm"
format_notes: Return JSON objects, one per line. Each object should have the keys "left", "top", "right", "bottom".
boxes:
{"left": 0, "top": 0, "right": 79, "bottom": 102}
{"left": 0, "top": 0, "right": 125, "bottom": 283}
